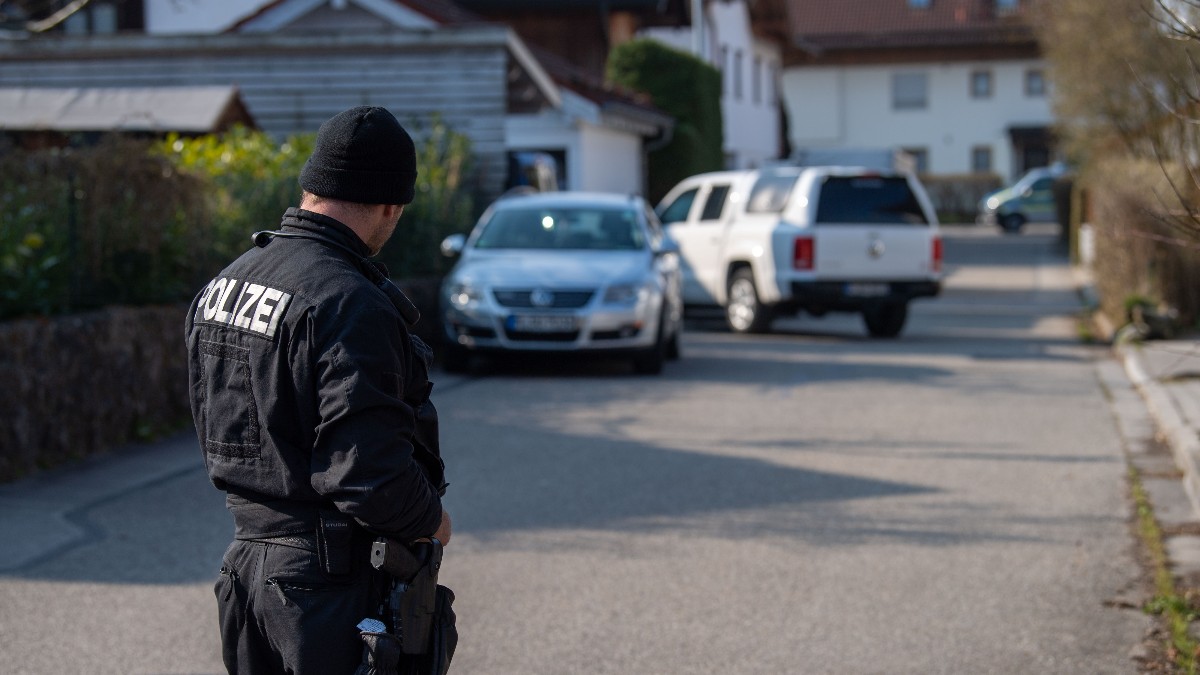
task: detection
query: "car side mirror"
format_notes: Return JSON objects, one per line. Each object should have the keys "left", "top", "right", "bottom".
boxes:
{"left": 440, "top": 233, "right": 466, "bottom": 257}
{"left": 655, "top": 237, "right": 681, "bottom": 256}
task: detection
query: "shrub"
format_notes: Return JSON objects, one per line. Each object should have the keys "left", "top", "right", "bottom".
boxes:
{"left": 0, "top": 137, "right": 212, "bottom": 320}
{"left": 161, "top": 119, "right": 474, "bottom": 281}
{"left": 0, "top": 120, "right": 475, "bottom": 322}
{"left": 1086, "top": 157, "right": 1200, "bottom": 331}
{"left": 156, "top": 126, "right": 314, "bottom": 270}
{"left": 920, "top": 173, "right": 1004, "bottom": 224}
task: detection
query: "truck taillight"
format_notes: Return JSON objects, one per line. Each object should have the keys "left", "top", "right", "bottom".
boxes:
{"left": 931, "top": 236, "right": 943, "bottom": 273}
{"left": 794, "top": 236, "right": 814, "bottom": 270}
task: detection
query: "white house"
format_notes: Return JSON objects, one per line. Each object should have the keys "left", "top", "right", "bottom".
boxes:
{"left": 777, "top": 0, "right": 1054, "bottom": 181}
{"left": 641, "top": 0, "right": 784, "bottom": 170}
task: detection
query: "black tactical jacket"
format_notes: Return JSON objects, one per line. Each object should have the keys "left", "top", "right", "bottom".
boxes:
{"left": 185, "top": 208, "right": 443, "bottom": 542}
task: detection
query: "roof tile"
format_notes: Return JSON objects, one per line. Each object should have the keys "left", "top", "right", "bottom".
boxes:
{"left": 787, "top": 0, "right": 1036, "bottom": 49}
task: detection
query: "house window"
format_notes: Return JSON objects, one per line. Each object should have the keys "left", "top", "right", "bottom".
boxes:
{"left": 971, "top": 146, "right": 993, "bottom": 173}
{"left": 996, "top": 0, "right": 1019, "bottom": 11}
{"left": 902, "top": 147, "right": 930, "bottom": 173}
{"left": 64, "top": 12, "right": 88, "bottom": 34}
{"left": 93, "top": 3, "right": 117, "bottom": 32}
{"left": 1025, "top": 69, "right": 1046, "bottom": 96}
{"left": 734, "top": 50, "right": 744, "bottom": 101}
{"left": 62, "top": 1, "right": 121, "bottom": 34}
{"left": 970, "top": 70, "right": 992, "bottom": 98}
{"left": 909, "top": 0, "right": 932, "bottom": 7}
{"left": 507, "top": 150, "right": 565, "bottom": 191}
{"left": 753, "top": 56, "right": 762, "bottom": 105}
{"left": 892, "top": 72, "right": 928, "bottom": 110}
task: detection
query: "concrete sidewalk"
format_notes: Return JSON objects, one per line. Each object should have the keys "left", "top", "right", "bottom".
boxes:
{"left": 1115, "top": 337, "right": 1200, "bottom": 575}
{"left": 0, "top": 430, "right": 203, "bottom": 573}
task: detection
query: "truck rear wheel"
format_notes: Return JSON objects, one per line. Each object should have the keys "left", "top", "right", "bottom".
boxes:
{"left": 863, "top": 302, "right": 908, "bottom": 338}
{"left": 726, "top": 268, "right": 773, "bottom": 334}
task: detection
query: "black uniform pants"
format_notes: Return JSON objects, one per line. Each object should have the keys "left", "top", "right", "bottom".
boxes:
{"left": 215, "top": 538, "right": 382, "bottom": 675}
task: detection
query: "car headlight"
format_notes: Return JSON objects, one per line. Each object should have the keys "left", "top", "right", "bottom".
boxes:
{"left": 447, "top": 283, "right": 482, "bottom": 309}
{"left": 603, "top": 282, "right": 651, "bottom": 305}
{"left": 986, "top": 196, "right": 1000, "bottom": 210}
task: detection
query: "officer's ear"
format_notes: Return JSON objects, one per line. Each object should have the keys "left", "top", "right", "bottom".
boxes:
{"left": 383, "top": 204, "right": 404, "bottom": 223}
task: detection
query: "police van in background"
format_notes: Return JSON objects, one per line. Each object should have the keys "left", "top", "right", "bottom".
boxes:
{"left": 976, "top": 163, "right": 1068, "bottom": 234}
{"left": 655, "top": 165, "right": 942, "bottom": 338}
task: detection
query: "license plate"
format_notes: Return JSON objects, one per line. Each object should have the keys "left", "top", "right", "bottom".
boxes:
{"left": 845, "top": 283, "right": 890, "bottom": 298}
{"left": 507, "top": 314, "right": 577, "bottom": 332}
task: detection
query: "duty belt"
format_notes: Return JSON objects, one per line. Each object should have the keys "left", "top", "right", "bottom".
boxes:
{"left": 227, "top": 493, "right": 362, "bottom": 576}
{"left": 226, "top": 493, "right": 328, "bottom": 539}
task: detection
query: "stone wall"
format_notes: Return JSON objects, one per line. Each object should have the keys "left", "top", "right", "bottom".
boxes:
{"left": 0, "top": 281, "right": 443, "bottom": 483}
{"left": 0, "top": 305, "right": 192, "bottom": 483}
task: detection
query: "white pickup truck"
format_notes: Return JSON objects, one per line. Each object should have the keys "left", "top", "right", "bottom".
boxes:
{"left": 655, "top": 166, "right": 943, "bottom": 337}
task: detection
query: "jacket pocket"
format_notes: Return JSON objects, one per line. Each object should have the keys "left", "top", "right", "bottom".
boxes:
{"left": 198, "top": 339, "right": 261, "bottom": 459}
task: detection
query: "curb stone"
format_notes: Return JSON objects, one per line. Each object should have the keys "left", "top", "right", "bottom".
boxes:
{"left": 1116, "top": 343, "right": 1200, "bottom": 521}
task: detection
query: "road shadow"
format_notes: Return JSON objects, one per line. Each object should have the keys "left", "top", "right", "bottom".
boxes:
{"left": 437, "top": 410, "right": 1058, "bottom": 552}
{"left": 0, "top": 396, "right": 1067, "bottom": 585}
{"left": 0, "top": 434, "right": 230, "bottom": 585}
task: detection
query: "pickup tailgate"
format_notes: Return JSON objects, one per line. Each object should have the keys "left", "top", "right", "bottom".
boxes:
{"left": 814, "top": 226, "right": 937, "bottom": 279}
{"left": 810, "top": 175, "right": 938, "bottom": 280}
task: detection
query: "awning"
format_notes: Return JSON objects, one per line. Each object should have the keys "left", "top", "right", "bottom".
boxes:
{"left": 0, "top": 85, "right": 255, "bottom": 133}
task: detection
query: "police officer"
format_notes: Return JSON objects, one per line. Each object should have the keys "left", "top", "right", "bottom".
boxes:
{"left": 186, "top": 106, "right": 451, "bottom": 674}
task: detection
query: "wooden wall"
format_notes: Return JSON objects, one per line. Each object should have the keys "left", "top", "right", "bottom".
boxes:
{"left": 0, "top": 28, "right": 520, "bottom": 200}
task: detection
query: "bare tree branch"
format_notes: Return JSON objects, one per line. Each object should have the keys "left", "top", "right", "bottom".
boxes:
{"left": 23, "top": 0, "right": 91, "bottom": 33}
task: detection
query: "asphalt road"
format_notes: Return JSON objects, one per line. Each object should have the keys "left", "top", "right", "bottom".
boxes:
{"left": 0, "top": 223, "right": 1151, "bottom": 674}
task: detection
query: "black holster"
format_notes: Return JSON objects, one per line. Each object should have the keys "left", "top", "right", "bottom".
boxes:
{"left": 372, "top": 538, "right": 441, "bottom": 654}
{"left": 356, "top": 538, "right": 456, "bottom": 675}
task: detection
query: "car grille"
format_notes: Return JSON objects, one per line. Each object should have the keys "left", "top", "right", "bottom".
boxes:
{"left": 492, "top": 288, "right": 595, "bottom": 309}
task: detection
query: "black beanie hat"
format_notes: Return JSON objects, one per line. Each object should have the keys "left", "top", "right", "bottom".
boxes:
{"left": 299, "top": 106, "right": 417, "bottom": 205}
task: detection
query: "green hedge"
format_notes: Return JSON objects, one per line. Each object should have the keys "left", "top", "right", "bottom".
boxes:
{"left": 920, "top": 173, "right": 1004, "bottom": 224}
{"left": 0, "top": 137, "right": 212, "bottom": 320}
{"left": 607, "top": 38, "right": 724, "bottom": 202}
{"left": 159, "top": 118, "right": 474, "bottom": 280}
{"left": 157, "top": 126, "right": 314, "bottom": 268}
{"left": 0, "top": 120, "right": 475, "bottom": 321}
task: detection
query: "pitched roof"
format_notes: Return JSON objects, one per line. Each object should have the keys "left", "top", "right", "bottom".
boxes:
{"left": 390, "top": 0, "right": 487, "bottom": 23}
{"left": 786, "top": 0, "right": 1037, "bottom": 53}
{"left": 228, "top": 0, "right": 487, "bottom": 33}
{"left": 0, "top": 86, "right": 255, "bottom": 132}
{"left": 456, "top": 0, "right": 687, "bottom": 20}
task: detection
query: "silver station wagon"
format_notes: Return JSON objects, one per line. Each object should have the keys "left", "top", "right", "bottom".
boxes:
{"left": 438, "top": 191, "right": 683, "bottom": 374}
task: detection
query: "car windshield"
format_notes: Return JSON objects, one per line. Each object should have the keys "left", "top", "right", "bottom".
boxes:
{"left": 473, "top": 207, "right": 646, "bottom": 251}
{"left": 815, "top": 176, "right": 929, "bottom": 225}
